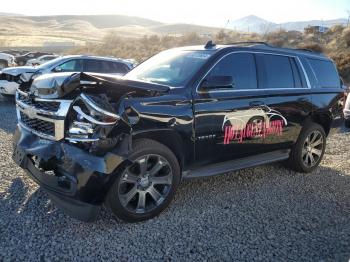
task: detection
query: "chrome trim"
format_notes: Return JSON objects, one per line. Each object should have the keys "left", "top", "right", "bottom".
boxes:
{"left": 65, "top": 137, "right": 99, "bottom": 143}
{"left": 16, "top": 90, "right": 73, "bottom": 117}
{"left": 73, "top": 106, "right": 117, "bottom": 125}
{"left": 196, "top": 51, "right": 312, "bottom": 94}
{"left": 17, "top": 105, "right": 65, "bottom": 141}
{"left": 15, "top": 90, "right": 73, "bottom": 141}
{"left": 80, "top": 93, "right": 120, "bottom": 120}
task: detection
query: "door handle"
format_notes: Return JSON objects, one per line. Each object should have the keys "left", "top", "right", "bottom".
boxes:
{"left": 249, "top": 101, "right": 265, "bottom": 107}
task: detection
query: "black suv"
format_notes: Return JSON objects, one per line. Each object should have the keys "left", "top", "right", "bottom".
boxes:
{"left": 13, "top": 42, "right": 345, "bottom": 222}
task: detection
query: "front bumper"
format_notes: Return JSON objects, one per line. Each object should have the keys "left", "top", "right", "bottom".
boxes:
{"left": 13, "top": 125, "right": 129, "bottom": 221}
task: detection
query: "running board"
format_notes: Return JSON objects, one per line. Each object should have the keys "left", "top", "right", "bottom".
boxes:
{"left": 182, "top": 149, "right": 290, "bottom": 179}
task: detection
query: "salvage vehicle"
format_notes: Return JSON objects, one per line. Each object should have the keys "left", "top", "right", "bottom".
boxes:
{"left": 15, "top": 52, "right": 53, "bottom": 66}
{"left": 13, "top": 42, "right": 344, "bottom": 222}
{"left": 26, "top": 55, "right": 60, "bottom": 66}
{"left": 0, "top": 55, "right": 134, "bottom": 96}
{"left": 0, "top": 52, "right": 16, "bottom": 69}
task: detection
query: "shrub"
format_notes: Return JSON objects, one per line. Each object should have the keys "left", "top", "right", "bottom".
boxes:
{"left": 342, "top": 28, "right": 350, "bottom": 47}
{"left": 297, "top": 43, "right": 324, "bottom": 53}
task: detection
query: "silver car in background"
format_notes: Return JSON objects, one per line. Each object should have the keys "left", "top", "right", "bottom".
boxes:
{"left": 0, "top": 55, "right": 135, "bottom": 96}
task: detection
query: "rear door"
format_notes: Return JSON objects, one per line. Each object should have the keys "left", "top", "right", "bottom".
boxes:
{"left": 193, "top": 52, "right": 268, "bottom": 166}
{"left": 257, "top": 53, "right": 313, "bottom": 151}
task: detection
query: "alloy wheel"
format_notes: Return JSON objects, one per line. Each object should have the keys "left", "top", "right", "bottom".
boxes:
{"left": 302, "top": 130, "right": 324, "bottom": 168}
{"left": 118, "top": 154, "right": 173, "bottom": 214}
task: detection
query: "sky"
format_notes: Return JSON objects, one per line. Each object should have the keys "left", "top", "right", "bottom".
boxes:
{"left": 1, "top": 0, "right": 349, "bottom": 27}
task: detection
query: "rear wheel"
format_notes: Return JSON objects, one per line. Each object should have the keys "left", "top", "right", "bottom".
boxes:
{"left": 288, "top": 123, "right": 326, "bottom": 173}
{"left": 106, "top": 139, "right": 181, "bottom": 222}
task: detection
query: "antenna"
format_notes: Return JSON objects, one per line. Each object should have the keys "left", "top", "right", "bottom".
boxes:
{"left": 204, "top": 40, "right": 216, "bottom": 49}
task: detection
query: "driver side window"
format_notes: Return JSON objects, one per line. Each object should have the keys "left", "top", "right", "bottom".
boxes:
{"left": 54, "top": 59, "right": 83, "bottom": 72}
{"left": 209, "top": 53, "right": 257, "bottom": 90}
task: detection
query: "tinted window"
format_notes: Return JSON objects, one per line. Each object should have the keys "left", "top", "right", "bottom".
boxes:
{"left": 209, "top": 53, "right": 257, "bottom": 89}
{"left": 308, "top": 59, "right": 339, "bottom": 88}
{"left": 57, "top": 59, "right": 83, "bottom": 72}
{"left": 110, "top": 62, "right": 129, "bottom": 74}
{"left": 258, "top": 54, "right": 294, "bottom": 89}
{"left": 290, "top": 58, "right": 303, "bottom": 88}
{"left": 84, "top": 59, "right": 102, "bottom": 72}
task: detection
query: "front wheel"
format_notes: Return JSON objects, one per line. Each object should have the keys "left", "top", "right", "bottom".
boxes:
{"left": 106, "top": 139, "right": 181, "bottom": 222}
{"left": 288, "top": 122, "right": 326, "bottom": 173}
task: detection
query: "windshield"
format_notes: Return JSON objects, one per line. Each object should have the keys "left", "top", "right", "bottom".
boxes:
{"left": 125, "top": 49, "right": 214, "bottom": 87}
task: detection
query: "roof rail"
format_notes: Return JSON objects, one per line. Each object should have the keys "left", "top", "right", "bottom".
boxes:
{"left": 223, "top": 41, "right": 271, "bottom": 46}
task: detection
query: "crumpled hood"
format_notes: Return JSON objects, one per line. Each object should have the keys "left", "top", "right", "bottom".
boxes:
{"left": 30, "top": 72, "right": 170, "bottom": 99}
{"left": 1, "top": 66, "right": 37, "bottom": 76}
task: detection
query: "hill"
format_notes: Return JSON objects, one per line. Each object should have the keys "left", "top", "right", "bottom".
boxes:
{"left": 0, "top": 14, "right": 223, "bottom": 47}
{"left": 228, "top": 15, "right": 348, "bottom": 33}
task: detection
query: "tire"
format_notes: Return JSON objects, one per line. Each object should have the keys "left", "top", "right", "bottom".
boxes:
{"left": 288, "top": 122, "right": 326, "bottom": 173}
{"left": 106, "top": 139, "right": 181, "bottom": 222}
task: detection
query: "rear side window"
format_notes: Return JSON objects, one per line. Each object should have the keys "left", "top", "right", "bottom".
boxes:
{"left": 308, "top": 59, "right": 339, "bottom": 88}
{"left": 84, "top": 60, "right": 130, "bottom": 74}
{"left": 257, "top": 54, "right": 294, "bottom": 89}
{"left": 209, "top": 53, "right": 257, "bottom": 89}
{"left": 84, "top": 59, "right": 102, "bottom": 72}
{"left": 111, "top": 62, "right": 130, "bottom": 74}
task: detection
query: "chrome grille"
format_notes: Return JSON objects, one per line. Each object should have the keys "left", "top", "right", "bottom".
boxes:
{"left": 18, "top": 93, "right": 60, "bottom": 112}
{"left": 16, "top": 90, "right": 72, "bottom": 141}
{"left": 20, "top": 111, "right": 55, "bottom": 136}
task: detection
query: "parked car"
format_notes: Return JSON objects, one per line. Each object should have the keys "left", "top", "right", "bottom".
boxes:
{"left": 15, "top": 52, "right": 54, "bottom": 66}
{"left": 0, "top": 55, "right": 134, "bottom": 96}
{"left": 0, "top": 53, "right": 16, "bottom": 69}
{"left": 26, "top": 55, "right": 60, "bottom": 66}
{"left": 12, "top": 42, "right": 344, "bottom": 223}
{"left": 0, "top": 50, "right": 30, "bottom": 57}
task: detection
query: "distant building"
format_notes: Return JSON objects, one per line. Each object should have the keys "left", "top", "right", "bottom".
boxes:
{"left": 305, "top": 25, "right": 330, "bottom": 34}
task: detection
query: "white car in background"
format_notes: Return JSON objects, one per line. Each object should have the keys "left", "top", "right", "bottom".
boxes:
{"left": 0, "top": 55, "right": 135, "bottom": 96}
{"left": 26, "top": 55, "right": 60, "bottom": 66}
{"left": 0, "top": 53, "right": 16, "bottom": 69}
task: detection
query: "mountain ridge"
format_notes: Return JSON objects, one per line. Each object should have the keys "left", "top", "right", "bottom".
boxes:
{"left": 228, "top": 15, "right": 348, "bottom": 32}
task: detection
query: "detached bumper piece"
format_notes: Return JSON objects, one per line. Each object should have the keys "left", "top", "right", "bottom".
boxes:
{"left": 13, "top": 125, "right": 126, "bottom": 222}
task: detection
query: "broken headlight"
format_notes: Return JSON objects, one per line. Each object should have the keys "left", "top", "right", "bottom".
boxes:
{"left": 66, "top": 93, "right": 120, "bottom": 142}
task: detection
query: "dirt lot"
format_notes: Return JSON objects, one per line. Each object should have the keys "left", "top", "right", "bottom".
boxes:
{"left": 0, "top": 95, "right": 349, "bottom": 261}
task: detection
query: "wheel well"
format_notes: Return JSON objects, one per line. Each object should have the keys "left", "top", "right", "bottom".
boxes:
{"left": 311, "top": 113, "right": 332, "bottom": 136}
{"left": 132, "top": 130, "right": 185, "bottom": 170}
{"left": 0, "top": 59, "right": 8, "bottom": 67}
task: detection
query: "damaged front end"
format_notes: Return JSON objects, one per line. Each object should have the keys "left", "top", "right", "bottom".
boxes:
{"left": 13, "top": 72, "right": 169, "bottom": 221}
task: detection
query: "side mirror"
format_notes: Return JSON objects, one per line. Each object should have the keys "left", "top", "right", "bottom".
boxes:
{"left": 200, "top": 75, "right": 234, "bottom": 90}
{"left": 53, "top": 66, "right": 62, "bottom": 72}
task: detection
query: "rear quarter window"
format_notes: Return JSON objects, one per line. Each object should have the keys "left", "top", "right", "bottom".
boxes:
{"left": 308, "top": 59, "right": 340, "bottom": 88}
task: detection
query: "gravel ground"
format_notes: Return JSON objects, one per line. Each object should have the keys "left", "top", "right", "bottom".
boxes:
{"left": 0, "top": 95, "right": 350, "bottom": 261}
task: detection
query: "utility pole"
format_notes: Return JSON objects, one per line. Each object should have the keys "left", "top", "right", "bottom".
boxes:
{"left": 347, "top": 10, "right": 350, "bottom": 27}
